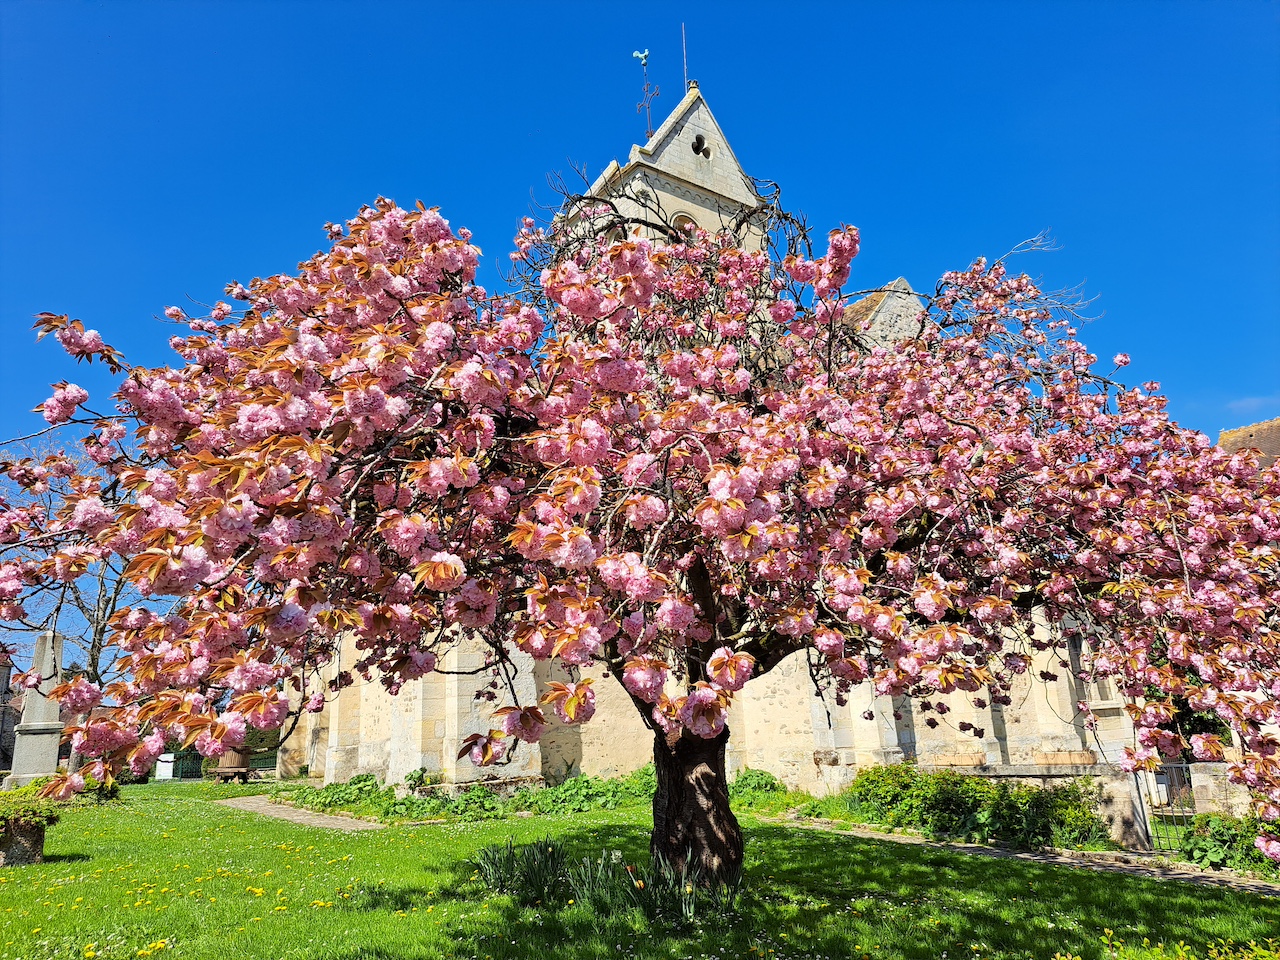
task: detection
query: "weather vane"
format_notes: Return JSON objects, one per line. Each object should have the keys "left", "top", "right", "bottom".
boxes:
{"left": 633, "top": 48, "right": 659, "bottom": 139}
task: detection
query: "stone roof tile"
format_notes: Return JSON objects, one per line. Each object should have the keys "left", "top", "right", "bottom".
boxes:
{"left": 1218, "top": 416, "right": 1280, "bottom": 469}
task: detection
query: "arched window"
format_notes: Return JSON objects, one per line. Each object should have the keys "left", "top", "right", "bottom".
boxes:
{"left": 671, "top": 214, "right": 698, "bottom": 236}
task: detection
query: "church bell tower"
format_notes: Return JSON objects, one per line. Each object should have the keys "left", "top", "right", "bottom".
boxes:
{"left": 587, "top": 82, "right": 767, "bottom": 249}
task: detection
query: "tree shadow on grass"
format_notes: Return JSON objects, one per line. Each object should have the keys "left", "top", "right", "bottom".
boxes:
{"left": 743, "top": 824, "right": 1280, "bottom": 959}
{"left": 430, "top": 821, "right": 1280, "bottom": 960}
{"left": 313, "top": 950, "right": 437, "bottom": 960}
{"left": 41, "top": 852, "right": 91, "bottom": 864}
{"left": 336, "top": 884, "right": 437, "bottom": 912}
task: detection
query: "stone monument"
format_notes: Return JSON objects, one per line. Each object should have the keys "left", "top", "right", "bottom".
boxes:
{"left": 2, "top": 631, "right": 63, "bottom": 790}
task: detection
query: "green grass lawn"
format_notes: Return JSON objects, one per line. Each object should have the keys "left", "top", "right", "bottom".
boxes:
{"left": 1, "top": 781, "right": 1276, "bottom": 960}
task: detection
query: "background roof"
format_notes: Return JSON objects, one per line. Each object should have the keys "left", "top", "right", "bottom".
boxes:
{"left": 1219, "top": 417, "right": 1280, "bottom": 469}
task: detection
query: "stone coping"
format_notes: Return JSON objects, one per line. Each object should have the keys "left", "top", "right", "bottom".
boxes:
{"left": 917, "top": 763, "right": 1124, "bottom": 777}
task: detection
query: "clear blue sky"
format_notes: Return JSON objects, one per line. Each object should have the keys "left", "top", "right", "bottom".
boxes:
{"left": 2, "top": 1, "right": 1277, "bottom": 441}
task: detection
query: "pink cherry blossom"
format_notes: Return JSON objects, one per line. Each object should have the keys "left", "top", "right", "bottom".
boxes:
{"left": 498, "top": 705, "right": 547, "bottom": 743}
{"left": 56, "top": 676, "right": 104, "bottom": 714}
{"left": 706, "top": 647, "right": 754, "bottom": 692}
{"left": 677, "top": 684, "right": 728, "bottom": 739}
{"left": 10, "top": 197, "right": 1280, "bottom": 867}
{"left": 623, "top": 656, "right": 668, "bottom": 703}
{"left": 1256, "top": 834, "right": 1280, "bottom": 863}
{"left": 42, "top": 383, "right": 89, "bottom": 425}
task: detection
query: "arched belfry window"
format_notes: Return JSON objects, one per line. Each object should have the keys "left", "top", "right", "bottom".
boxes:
{"left": 672, "top": 214, "right": 698, "bottom": 236}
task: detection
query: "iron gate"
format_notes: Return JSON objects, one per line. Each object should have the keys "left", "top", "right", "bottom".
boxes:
{"left": 1134, "top": 762, "right": 1195, "bottom": 851}
{"left": 172, "top": 749, "right": 205, "bottom": 780}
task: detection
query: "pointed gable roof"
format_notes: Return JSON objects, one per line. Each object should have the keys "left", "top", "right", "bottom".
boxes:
{"left": 589, "top": 82, "right": 762, "bottom": 209}
{"left": 840, "top": 278, "right": 927, "bottom": 351}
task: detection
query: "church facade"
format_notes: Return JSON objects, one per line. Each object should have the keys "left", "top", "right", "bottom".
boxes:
{"left": 278, "top": 84, "right": 1138, "bottom": 799}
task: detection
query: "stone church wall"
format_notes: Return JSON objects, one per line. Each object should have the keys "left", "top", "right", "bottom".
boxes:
{"left": 535, "top": 661, "right": 652, "bottom": 783}
{"left": 278, "top": 84, "right": 1144, "bottom": 802}
{"left": 280, "top": 634, "right": 1141, "bottom": 805}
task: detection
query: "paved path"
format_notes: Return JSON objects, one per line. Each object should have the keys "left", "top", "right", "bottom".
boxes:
{"left": 785, "top": 818, "right": 1280, "bottom": 898}
{"left": 215, "top": 795, "right": 384, "bottom": 832}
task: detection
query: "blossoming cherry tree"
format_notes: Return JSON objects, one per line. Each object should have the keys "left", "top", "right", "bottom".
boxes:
{"left": 3, "top": 197, "right": 1278, "bottom": 881}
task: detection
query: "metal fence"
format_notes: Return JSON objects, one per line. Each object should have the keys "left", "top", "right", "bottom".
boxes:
{"left": 1134, "top": 762, "right": 1195, "bottom": 851}
{"left": 172, "top": 749, "right": 205, "bottom": 780}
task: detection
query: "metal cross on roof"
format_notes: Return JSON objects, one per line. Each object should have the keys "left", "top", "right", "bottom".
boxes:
{"left": 633, "top": 49, "right": 660, "bottom": 139}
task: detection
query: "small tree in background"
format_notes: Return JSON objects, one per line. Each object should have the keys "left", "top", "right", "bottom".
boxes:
{"left": 0, "top": 444, "right": 135, "bottom": 694}
{"left": 3, "top": 198, "right": 1277, "bottom": 883}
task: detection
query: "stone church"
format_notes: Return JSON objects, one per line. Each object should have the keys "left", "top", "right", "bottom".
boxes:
{"left": 278, "top": 83, "right": 1138, "bottom": 797}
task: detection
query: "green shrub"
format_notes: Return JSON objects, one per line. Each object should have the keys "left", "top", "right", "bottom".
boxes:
{"left": 621, "top": 762, "right": 657, "bottom": 799}
{"left": 379, "top": 790, "right": 451, "bottom": 821}
{"left": 285, "top": 767, "right": 658, "bottom": 823}
{"left": 279, "top": 775, "right": 507, "bottom": 822}
{"left": 305, "top": 772, "right": 384, "bottom": 810}
{"left": 510, "top": 775, "right": 625, "bottom": 814}
{"left": 403, "top": 767, "right": 440, "bottom": 791}
{"left": 275, "top": 761, "right": 1116, "bottom": 850}
{"left": 450, "top": 784, "right": 505, "bottom": 820}
{"left": 1046, "top": 780, "right": 1115, "bottom": 849}
{"left": 275, "top": 772, "right": 391, "bottom": 817}
{"left": 729, "top": 768, "right": 785, "bottom": 798}
{"left": 893, "top": 768, "right": 1000, "bottom": 838}
{"left": 509, "top": 766, "right": 655, "bottom": 816}
{"left": 728, "top": 768, "right": 813, "bottom": 814}
{"left": 1181, "top": 814, "right": 1280, "bottom": 877}
{"left": 809, "top": 764, "right": 1115, "bottom": 850}
{"left": 0, "top": 785, "right": 62, "bottom": 837}
{"left": 841, "top": 762, "right": 921, "bottom": 823}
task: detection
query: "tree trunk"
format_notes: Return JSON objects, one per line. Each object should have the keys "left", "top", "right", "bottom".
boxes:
{"left": 650, "top": 726, "right": 743, "bottom": 885}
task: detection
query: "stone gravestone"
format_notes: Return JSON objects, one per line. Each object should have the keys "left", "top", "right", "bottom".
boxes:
{"left": 2, "top": 632, "right": 63, "bottom": 790}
